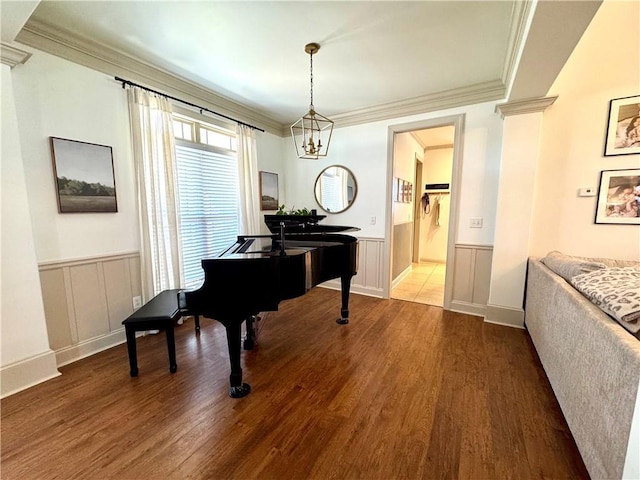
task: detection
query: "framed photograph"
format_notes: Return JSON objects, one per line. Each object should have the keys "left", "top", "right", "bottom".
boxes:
{"left": 595, "top": 169, "right": 640, "bottom": 224}
{"left": 50, "top": 137, "right": 117, "bottom": 213}
{"left": 394, "top": 177, "right": 402, "bottom": 202}
{"left": 604, "top": 95, "right": 640, "bottom": 156}
{"left": 259, "top": 171, "right": 278, "bottom": 210}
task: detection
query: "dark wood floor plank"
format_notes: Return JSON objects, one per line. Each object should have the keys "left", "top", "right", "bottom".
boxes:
{"left": 1, "top": 288, "right": 589, "bottom": 479}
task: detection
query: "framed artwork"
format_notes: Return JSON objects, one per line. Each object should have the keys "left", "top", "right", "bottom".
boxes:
{"left": 604, "top": 95, "right": 640, "bottom": 156}
{"left": 394, "top": 177, "right": 401, "bottom": 202}
{"left": 259, "top": 171, "right": 279, "bottom": 210}
{"left": 50, "top": 137, "right": 117, "bottom": 213}
{"left": 594, "top": 169, "right": 640, "bottom": 224}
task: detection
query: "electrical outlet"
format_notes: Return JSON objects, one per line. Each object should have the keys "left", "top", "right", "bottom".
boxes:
{"left": 133, "top": 296, "right": 142, "bottom": 310}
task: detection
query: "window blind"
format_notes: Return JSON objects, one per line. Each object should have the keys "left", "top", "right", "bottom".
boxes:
{"left": 175, "top": 144, "right": 239, "bottom": 290}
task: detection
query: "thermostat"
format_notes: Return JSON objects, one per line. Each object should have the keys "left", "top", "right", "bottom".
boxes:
{"left": 578, "top": 187, "right": 596, "bottom": 197}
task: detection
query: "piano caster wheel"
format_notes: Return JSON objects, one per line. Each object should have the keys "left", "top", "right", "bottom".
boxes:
{"left": 243, "top": 339, "right": 255, "bottom": 350}
{"left": 336, "top": 317, "right": 349, "bottom": 325}
{"left": 130, "top": 369, "right": 139, "bottom": 377}
{"left": 229, "top": 383, "right": 251, "bottom": 398}
{"left": 170, "top": 365, "right": 177, "bottom": 373}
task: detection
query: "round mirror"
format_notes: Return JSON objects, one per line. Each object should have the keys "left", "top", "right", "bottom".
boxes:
{"left": 314, "top": 165, "right": 357, "bottom": 214}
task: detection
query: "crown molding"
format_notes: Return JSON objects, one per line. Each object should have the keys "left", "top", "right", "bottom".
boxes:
{"left": 16, "top": 19, "right": 284, "bottom": 136}
{"left": 326, "top": 80, "right": 506, "bottom": 131}
{"left": 501, "top": 0, "right": 535, "bottom": 91}
{"left": 495, "top": 95, "right": 558, "bottom": 118}
{"left": 0, "top": 42, "right": 32, "bottom": 68}
{"left": 17, "top": 17, "right": 511, "bottom": 138}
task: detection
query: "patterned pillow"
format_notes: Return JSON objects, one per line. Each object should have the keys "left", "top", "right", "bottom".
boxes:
{"left": 571, "top": 267, "right": 640, "bottom": 333}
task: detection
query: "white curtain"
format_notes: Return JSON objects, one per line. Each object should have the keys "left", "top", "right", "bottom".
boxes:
{"left": 236, "top": 124, "right": 261, "bottom": 235}
{"left": 127, "top": 86, "right": 183, "bottom": 301}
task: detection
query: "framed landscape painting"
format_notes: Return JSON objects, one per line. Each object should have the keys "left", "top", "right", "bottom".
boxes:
{"left": 604, "top": 95, "right": 640, "bottom": 156}
{"left": 50, "top": 137, "right": 117, "bottom": 213}
{"left": 259, "top": 171, "right": 279, "bottom": 211}
{"left": 594, "top": 169, "right": 640, "bottom": 224}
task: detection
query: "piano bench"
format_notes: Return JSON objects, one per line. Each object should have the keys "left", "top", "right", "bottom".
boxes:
{"left": 122, "top": 289, "right": 199, "bottom": 377}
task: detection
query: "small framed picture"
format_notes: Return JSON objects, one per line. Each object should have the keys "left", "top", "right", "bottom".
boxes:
{"left": 595, "top": 169, "right": 640, "bottom": 224}
{"left": 394, "top": 177, "right": 402, "bottom": 202}
{"left": 604, "top": 95, "right": 640, "bottom": 156}
{"left": 259, "top": 171, "right": 278, "bottom": 210}
{"left": 50, "top": 137, "right": 117, "bottom": 213}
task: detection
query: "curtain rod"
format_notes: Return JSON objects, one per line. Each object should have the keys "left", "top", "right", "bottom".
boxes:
{"left": 115, "top": 76, "right": 265, "bottom": 133}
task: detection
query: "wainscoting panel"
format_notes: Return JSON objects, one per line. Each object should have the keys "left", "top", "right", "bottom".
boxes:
{"left": 449, "top": 244, "right": 493, "bottom": 317}
{"left": 322, "top": 237, "right": 384, "bottom": 298}
{"left": 39, "top": 252, "right": 140, "bottom": 366}
{"left": 392, "top": 222, "right": 413, "bottom": 280}
{"left": 103, "top": 259, "right": 134, "bottom": 332}
{"left": 39, "top": 268, "right": 73, "bottom": 351}
{"left": 69, "top": 263, "right": 110, "bottom": 341}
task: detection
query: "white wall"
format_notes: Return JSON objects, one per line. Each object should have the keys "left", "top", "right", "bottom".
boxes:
{"left": 11, "top": 49, "right": 287, "bottom": 259}
{"left": 1, "top": 61, "right": 59, "bottom": 396}
{"left": 282, "top": 120, "right": 391, "bottom": 237}
{"left": 421, "top": 147, "right": 453, "bottom": 263}
{"left": 12, "top": 50, "right": 139, "bottom": 262}
{"left": 283, "top": 102, "right": 504, "bottom": 247}
{"left": 1, "top": 63, "right": 52, "bottom": 364}
{"left": 392, "top": 132, "right": 421, "bottom": 225}
{"left": 530, "top": 0, "right": 640, "bottom": 260}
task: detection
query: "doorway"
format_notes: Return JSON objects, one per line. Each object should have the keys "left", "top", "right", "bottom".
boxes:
{"left": 385, "top": 115, "right": 464, "bottom": 310}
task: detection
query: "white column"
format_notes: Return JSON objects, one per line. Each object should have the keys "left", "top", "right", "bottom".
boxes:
{"left": 485, "top": 97, "right": 557, "bottom": 328}
{"left": 1, "top": 44, "right": 59, "bottom": 397}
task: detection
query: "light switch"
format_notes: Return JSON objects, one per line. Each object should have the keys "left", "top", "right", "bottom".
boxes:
{"left": 470, "top": 217, "right": 483, "bottom": 228}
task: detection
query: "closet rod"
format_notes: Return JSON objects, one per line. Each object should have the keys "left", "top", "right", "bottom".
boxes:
{"left": 115, "top": 76, "right": 265, "bottom": 132}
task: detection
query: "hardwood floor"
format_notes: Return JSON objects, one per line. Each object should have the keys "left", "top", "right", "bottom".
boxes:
{"left": 1, "top": 288, "right": 589, "bottom": 479}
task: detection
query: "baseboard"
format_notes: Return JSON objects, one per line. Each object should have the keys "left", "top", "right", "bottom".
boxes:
{"left": 0, "top": 350, "right": 60, "bottom": 398}
{"left": 449, "top": 300, "right": 486, "bottom": 318}
{"left": 484, "top": 303, "right": 525, "bottom": 329}
{"left": 319, "top": 282, "right": 384, "bottom": 299}
{"left": 391, "top": 265, "right": 412, "bottom": 290}
{"left": 55, "top": 329, "right": 127, "bottom": 367}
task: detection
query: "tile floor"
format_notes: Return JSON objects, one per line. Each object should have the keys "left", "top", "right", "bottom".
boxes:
{"left": 390, "top": 262, "right": 446, "bottom": 307}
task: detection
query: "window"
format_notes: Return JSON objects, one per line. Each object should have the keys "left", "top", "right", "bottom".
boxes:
{"left": 319, "top": 168, "right": 341, "bottom": 213}
{"left": 173, "top": 114, "right": 239, "bottom": 289}
{"left": 173, "top": 118, "right": 193, "bottom": 141}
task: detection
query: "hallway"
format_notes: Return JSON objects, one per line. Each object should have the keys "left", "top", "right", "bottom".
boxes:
{"left": 390, "top": 262, "right": 446, "bottom": 307}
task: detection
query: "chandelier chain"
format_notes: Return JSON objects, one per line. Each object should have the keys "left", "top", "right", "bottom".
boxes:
{"left": 309, "top": 50, "right": 314, "bottom": 110}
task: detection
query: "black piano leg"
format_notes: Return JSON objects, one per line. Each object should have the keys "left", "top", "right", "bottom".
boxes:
{"left": 125, "top": 326, "right": 139, "bottom": 377}
{"left": 243, "top": 315, "right": 256, "bottom": 350}
{"left": 166, "top": 324, "right": 177, "bottom": 373}
{"left": 337, "top": 275, "right": 352, "bottom": 325}
{"left": 223, "top": 320, "right": 251, "bottom": 398}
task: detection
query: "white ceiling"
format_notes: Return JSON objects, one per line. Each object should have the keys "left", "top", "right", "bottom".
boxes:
{"left": 3, "top": 0, "right": 602, "bottom": 137}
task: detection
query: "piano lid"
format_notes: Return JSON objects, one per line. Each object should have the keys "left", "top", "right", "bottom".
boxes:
{"left": 264, "top": 214, "right": 359, "bottom": 234}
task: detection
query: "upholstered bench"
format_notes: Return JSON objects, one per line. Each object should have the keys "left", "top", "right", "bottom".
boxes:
{"left": 122, "top": 289, "right": 199, "bottom": 376}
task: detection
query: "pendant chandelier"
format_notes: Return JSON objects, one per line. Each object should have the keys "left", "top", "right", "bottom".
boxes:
{"left": 290, "top": 43, "right": 334, "bottom": 160}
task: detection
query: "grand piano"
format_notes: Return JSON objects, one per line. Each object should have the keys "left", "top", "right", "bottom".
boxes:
{"left": 179, "top": 214, "right": 359, "bottom": 398}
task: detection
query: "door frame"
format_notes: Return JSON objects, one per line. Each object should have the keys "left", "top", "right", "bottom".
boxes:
{"left": 383, "top": 113, "right": 465, "bottom": 310}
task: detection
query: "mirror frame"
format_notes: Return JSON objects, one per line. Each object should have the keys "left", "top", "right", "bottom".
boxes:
{"left": 314, "top": 165, "right": 358, "bottom": 214}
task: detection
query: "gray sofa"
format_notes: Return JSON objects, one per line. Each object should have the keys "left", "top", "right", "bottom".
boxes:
{"left": 524, "top": 254, "right": 640, "bottom": 480}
